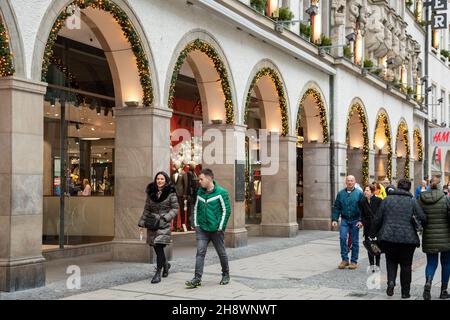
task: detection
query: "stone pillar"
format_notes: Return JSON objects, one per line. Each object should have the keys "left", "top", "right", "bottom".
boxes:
{"left": 409, "top": 157, "right": 415, "bottom": 185}
{"left": 202, "top": 124, "right": 248, "bottom": 248}
{"left": 112, "top": 106, "right": 172, "bottom": 262}
{"left": 261, "top": 135, "right": 298, "bottom": 237}
{"left": 396, "top": 156, "right": 407, "bottom": 180}
{"left": 374, "top": 152, "right": 388, "bottom": 182}
{"left": 347, "top": 148, "right": 364, "bottom": 185}
{"left": 0, "top": 77, "right": 47, "bottom": 292}
{"left": 369, "top": 150, "right": 376, "bottom": 182}
{"left": 334, "top": 142, "right": 348, "bottom": 190}
{"left": 391, "top": 155, "right": 397, "bottom": 185}
{"left": 302, "top": 142, "right": 334, "bottom": 230}
{"left": 414, "top": 160, "right": 423, "bottom": 191}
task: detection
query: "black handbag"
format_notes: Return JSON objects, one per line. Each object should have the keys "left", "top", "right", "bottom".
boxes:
{"left": 144, "top": 214, "right": 161, "bottom": 231}
{"left": 363, "top": 237, "right": 381, "bottom": 256}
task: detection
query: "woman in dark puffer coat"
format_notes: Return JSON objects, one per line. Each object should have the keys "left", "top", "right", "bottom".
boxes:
{"left": 418, "top": 177, "right": 450, "bottom": 300}
{"left": 138, "top": 171, "right": 179, "bottom": 284}
{"left": 371, "top": 179, "right": 427, "bottom": 299}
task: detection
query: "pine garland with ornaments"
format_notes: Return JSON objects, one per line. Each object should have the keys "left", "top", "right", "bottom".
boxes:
{"left": 41, "top": 0, "right": 153, "bottom": 106}
{"left": 245, "top": 67, "right": 289, "bottom": 136}
{"left": 168, "top": 39, "right": 234, "bottom": 124}
{"left": 0, "top": 15, "right": 14, "bottom": 77}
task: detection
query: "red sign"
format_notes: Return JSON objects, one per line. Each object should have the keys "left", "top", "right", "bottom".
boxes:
{"left": 431, "top": 128, "right": 450, "bottom": 146}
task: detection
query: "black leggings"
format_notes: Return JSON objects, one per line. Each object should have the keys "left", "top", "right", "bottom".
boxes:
{"left": 153, "top": 244, "right": 166, "bottom": 269}
{"left": 382, "top": 242, "right": 416, "bottom": 291}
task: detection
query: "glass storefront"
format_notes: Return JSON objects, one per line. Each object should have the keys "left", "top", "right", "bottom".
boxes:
{"left": 169, "top": 63, "right": 203, "bottom": 233}
{"left": 245, "top": 93, "right": 262, "bottom": 225}
{"left": 43, "top": 35, "right": 115, "bottom": 249}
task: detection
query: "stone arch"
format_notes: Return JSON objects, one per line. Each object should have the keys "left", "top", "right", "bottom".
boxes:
{"left": 296, "top": 82, "right": 329, "bottom": 143}
{"left": 346, "top": 99, "right": 370, "bottom": 185}
{"left": 373, "top": 109, "right": 393, "bottom": 181}
{"left": 395, "top": 118, "right": 411, "bottom": 179}
{"left": 0, "top": 0, "right": 26, "bottom": 77}
{"left": 243, "top": 60, "right": 290, "bottom": 136}
{"left": 165, "top": 30, "right": 237, "bottom": 124}
{"left": 31, "top": 0, "right": 158, "bottom": 107}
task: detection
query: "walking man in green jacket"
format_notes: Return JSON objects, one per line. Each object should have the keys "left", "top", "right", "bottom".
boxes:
{"left": 332, "top": 175, "right": 364, "bottom": 270}
{"left": 185, "top": 168, "right": 231, "bottom": 289}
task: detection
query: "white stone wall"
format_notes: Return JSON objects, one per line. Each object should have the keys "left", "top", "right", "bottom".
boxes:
{"left": 5, "top": 0, "right": 426, "bottom": 170}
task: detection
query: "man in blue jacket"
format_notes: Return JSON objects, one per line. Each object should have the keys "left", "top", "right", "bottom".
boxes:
{"left": 332, "top": 175, "right": 364, "bottom": 270}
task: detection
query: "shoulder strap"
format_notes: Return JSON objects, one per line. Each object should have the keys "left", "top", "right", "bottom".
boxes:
{"left": 411, "top": 197, "right": 416, "bottom": 217}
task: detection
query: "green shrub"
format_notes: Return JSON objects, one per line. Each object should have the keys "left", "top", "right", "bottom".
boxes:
{"left": 363, "top": 59, "right": 374, "bottom": 68}
{"left": 440, "top": 49, "right": 450, "bottom": 58}
{"left": 300, "top": 23, "right": 312, "bottom": 39}
{"left": 250, "top": 0, "right": 268, "bottom": 13}
{"left": 318, "top": 34, "right": 332, "bottom": 47}
{"left": 343, "top": 45, "right": 353, "bottom": 59}
{"left": 272, "top": 7, "right": 294, "bottom": 21}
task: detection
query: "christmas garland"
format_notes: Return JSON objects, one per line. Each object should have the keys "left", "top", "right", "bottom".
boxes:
{"left": 414, "top": 128, "right": 423, "bottom": 161}
{"left": 397, "top": 121, "right": 411, "bottom": 179}
{"left": 168, "top": 39, "right": 234, "bottom": 124}
{"left": 244, "top": 67, "right": 289, "bottom": 136}
{"left": 0, "top": 15, "right": 15, "bottom": 76}
{"left": 41, "top": 0, "right": 153, "bottom": 106}
{"left": 297, "top": 88, "right": 329, "bottom": 143}
{"left": 374, "top": 112, "right": 393, "bottom": 181}
{"left": 346, "top": 103, "right": 369, "bottom": 185}
{"left": 50, "top": 56, "right": 80, "bottom": 89}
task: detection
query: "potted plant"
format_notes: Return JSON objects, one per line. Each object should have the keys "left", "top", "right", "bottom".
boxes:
{"left": 419, "top": 20, "right": 427, "bottom": 27}
{"left": 363, "top": 59, "right": 374, "bottom": 68}
{"left": 406, "top": 0, "right": 413, "bottom": 9}
{"left": 250, "top": 0, "right": 268, "bottom": 14}
{"left": 300, "top": 23, "right": 312, "bottom": 40}
{"left": 406, "top": 86, "right": 414, "bottom": 96}
{"left": 272, "top": 6, "right": 295, "bottom": 24}
{"left": 343, "top": 45, "right": 353, "bottom": 59}
{"left": 371, "top": 69, "right": 383, "bottom": 76}
{"left": 317, "top": 34, "right": 332, "bottom": 47}
{"left": 440, "top": 49, "right": 450, "bottom": 62}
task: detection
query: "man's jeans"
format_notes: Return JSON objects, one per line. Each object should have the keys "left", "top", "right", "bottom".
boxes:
{"left": 339, "top": 219, "right": 360, "bottom": 264}
{"left": 194, "top": 228, "right": 229, "bottom": 279}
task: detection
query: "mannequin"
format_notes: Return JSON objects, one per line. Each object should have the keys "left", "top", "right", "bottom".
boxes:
{"left": 171, "top": 160, "right": 188, "bottom": 229}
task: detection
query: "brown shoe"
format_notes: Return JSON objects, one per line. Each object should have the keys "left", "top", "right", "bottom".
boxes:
{"left": 348, "top": 263, "right": 358, "bottom": 270}
{"left": 338, "top": 261, "right": 349, "bottom": 269}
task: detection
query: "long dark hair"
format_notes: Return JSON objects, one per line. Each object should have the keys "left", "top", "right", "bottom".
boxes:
{"left": 146, "top": 171, "right": 176, "bottom": 202}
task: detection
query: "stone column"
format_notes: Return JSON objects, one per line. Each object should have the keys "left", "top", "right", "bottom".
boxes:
{"left": 112, "top": 106, "right": 172, "bottom": 262}
{"left": 260, "top": 135, "right": 298, "bottom": 237}
{"left": 302, "top": 142, "right": 334, "bottom": 230}
{"left": 202, "top": 124, "right": 248, "bottom": 248}
{"left": 374, "top": 152, "right": 388, "bottom": 182}
{"left": 391, "top": 155, "right": 397, "bottom": 185}
{"left": 0, "top": 77, "right": 47, "bottom": 292}
{"left": 347, "top": 148, "right": 364, "bottom": 185}
{"left": 334, "top": 142, "right": 348, "bottom": 190}
{"left": 414, "top": 160, "right": 423, "bottom": 191}
{"left": 409, "top": 157, "right": 415, "bottom": 185}
{"left": 369, "top": 150, "right": 376, "bottom": 182}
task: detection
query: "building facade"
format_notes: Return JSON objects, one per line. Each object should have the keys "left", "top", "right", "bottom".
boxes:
{"left": 0, "top": 0, "right": 442, "bottom": 292}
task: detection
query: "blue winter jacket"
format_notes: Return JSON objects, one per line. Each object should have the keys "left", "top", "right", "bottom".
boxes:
{"left": 332, "top": 188, "right": 364, "bottom": 222}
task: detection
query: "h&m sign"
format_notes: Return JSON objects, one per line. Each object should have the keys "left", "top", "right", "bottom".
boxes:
{"left": 430, "top": 128, "right": 450, "bottom": 146}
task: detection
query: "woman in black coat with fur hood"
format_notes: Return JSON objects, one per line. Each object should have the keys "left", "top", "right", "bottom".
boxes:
{"left": 138, "top": 171, "right": 179, "bottom": 284}
{"left": 358, "top": 184, "right": 383, "bottom": 271}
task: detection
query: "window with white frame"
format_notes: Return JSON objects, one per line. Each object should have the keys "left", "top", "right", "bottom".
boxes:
{"left": 441, "top": 90, "right": 446, "bottom": 125}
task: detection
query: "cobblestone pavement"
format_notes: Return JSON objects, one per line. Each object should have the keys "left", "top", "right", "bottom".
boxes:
{"left": 0, "top": 230, "right": 444, "bottom": 300}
